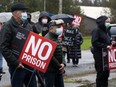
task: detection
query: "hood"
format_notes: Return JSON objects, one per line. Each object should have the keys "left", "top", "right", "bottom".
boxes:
{"left": 38, "top": 11, "right": 51, "bottom": 23}
{"left": 96, "top": 16, "right": 108, "bottom": 30}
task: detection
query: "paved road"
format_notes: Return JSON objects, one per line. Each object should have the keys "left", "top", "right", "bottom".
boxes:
{"left": 1, "top": 50, "right": 116, "bottom": 87}
{"left": 0, "top": 50, "right": 94, "bottom": 87}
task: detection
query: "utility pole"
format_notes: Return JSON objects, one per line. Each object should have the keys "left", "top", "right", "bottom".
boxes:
{"left": 59, "top": 0, "right": 62, "bottom": 14}
{"left": 44, "top": 0, "right": 46, "bottom": 11}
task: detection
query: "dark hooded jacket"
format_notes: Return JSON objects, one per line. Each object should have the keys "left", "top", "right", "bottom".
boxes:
{"left": 33, "top": 11, "right": 51, "bottom": 36}
{"left": 91, "top": 16, "right": 111, "bottom": 52}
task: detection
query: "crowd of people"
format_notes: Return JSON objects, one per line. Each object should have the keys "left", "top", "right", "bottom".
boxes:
{"left": 0, "top": 2, "right": 114, "bottom": 87}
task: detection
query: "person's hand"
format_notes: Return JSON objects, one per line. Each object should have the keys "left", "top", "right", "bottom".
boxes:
{"left": 59, "top": 64, "right": 65, "bottom": 74}
{"left": 17, "top": 63, "right": 24, "bottom": 68}
{"left": 107, "top": 45, "right": 112, "bottom": 49}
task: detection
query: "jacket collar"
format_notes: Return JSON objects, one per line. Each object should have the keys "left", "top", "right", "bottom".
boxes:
{"left": 10, "top": 17, "right": 22, "bottom": 28}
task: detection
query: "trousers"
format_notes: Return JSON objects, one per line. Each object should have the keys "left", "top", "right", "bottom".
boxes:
{"left": 9, "top": 66, "right": 37, "bottom": 87}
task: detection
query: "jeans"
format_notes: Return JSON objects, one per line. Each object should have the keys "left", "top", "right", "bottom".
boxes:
{"left": 9, "top": 66, "right": 37, "bottom": 87}
{"left": 0, "top": 52, "right": 3, "bottom": 71}
{"left": 44, "top": 72, "right": 64, "bottom": 87}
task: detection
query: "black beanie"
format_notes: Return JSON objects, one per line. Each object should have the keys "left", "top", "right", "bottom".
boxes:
{"left": 96, "top": 16, "right": 108, "bottom": 24}
{"left": 11, "top": 3, "right": 28, "bottom": 12}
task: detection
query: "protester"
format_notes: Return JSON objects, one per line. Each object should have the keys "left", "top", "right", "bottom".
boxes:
{"left": 44, "top": 19, "right": 66, "bottom": 87}
{"left": 91, "top": 16, "right": 112, "bottom": 87}
{"left": 69, "top": 26, "right": 83, "bottom": 66}
{"left": 0, "top": 3, "right": 37, "bottom": 87}
{"left": 62, "top": 22, "right": 72, "bottom": 63}
{"left": 33, "top": 11, "right": 51, "bottom": 36}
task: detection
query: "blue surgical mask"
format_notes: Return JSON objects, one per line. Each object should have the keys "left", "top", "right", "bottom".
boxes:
{"left": 55, "top": 28, "right": 63, "bottom": 36}
{"left": 105, "top": 22, "right": 110, "bottom": 29}
{"left": 21, "top": 12, "right": 27, "bottom": 22}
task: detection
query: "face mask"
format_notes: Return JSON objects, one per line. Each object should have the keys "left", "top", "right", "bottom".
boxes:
{"left": 105, "top": 22, "right": 110, "bottom": 29}
{"left": 55, "top": 28, "right": 63, "bottom": 36}
{"left": 21, "top": 12, "right": 27, "bottom": 22}
{"left": 42, "top": 19, "right": 48, "bottom": 24}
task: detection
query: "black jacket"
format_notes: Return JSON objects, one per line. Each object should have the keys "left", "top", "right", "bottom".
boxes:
{"left": 33, "top": 11, "right": 51, "bottom": 36}
{"left": 91, "top": 16, "right": 111, "bottom": 52}
{"left": 68, "top": 27, "right": 83, "bottom": 59}
{"left": 0, "top": 17, "right": 33, "bottom": 67}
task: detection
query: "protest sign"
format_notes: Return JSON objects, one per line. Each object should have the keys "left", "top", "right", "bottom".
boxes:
{"left": 11, "top": 28, "right": 57, "bottom": 73}
{"left": 72, "top": 14, "right": 82, "bottom": 27}
{"left": 102, "top": 47, "right": 116, "bottom": 71}
{"left": 107, "top": 46, "right": 116, "bottom": 70}
{"left": 11, "top": 27, "right": 29, "bottom": 56}
{"left": 62, "top": 29, "right": 76, "bottom": 46}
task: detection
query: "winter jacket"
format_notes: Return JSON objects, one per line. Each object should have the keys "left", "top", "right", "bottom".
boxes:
{"left": 33, "top": 11, "right": 51, "bottom": 36}
{"left": 68, "top": 27, "right": 83, "bottom": 59}
{"left": 92, "top": 16, "right": 111, "bottom": 52}
{"left": 45, "top": 32, "right": 65, "bottom": 73}
{"left": 0, "top": 17, "right": 33, "bottom": 67}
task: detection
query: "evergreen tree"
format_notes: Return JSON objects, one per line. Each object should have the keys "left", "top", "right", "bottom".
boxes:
{"left": 108, "top": 0, "right": 116, "bottom": 23}
{"left": 81, "top": 0, "right": 93, "bottom": 6}
{"left": 46, "top": 0, "right": 59, "bottom": 14}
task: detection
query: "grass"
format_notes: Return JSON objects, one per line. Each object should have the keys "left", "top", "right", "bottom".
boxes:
{"left": 81, "top": 36, "right": 92, "bottom": 50}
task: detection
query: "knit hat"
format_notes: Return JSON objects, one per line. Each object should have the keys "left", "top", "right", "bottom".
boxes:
{"left": 11, "top": 3, "right": 28, "bottom": 12}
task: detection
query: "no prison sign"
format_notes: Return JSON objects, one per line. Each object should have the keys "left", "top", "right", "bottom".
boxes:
{"left": 19, "top": 32, "right": 57, "bottom": 73}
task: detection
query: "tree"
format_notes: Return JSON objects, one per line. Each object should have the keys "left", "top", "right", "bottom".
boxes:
{"left": 81, "top": 0, "right": 93, "bottom": 6}
{"left": 0, "top": 0, "right": 12, "bottom": 12}
{"left": 0, "top": 0, "right": 42, "bottom": 12}
{"left": 108, "top": 0, "right": 116, "bottom": 23}
{"left": 62, "top": 0, "right": 81, "bottom": 15}
{"left": 93, "top": 0, "right": 101, "bottom": 6}
{"left": 46, "top": 0, "right": 59, "bottom": 13}
{"left": 101, "top": 0, "right": 109, "bottom": 6}
{"left": 23, "top": 0, "right": 42, "bottom": 12}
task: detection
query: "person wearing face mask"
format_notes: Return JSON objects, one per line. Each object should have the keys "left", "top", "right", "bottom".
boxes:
{"left": 44, "top": 19, "right": 66, "bottom": 87}
{"left": 91, "top": 16, "right": 112, "bottom": 87}
{"left": 0, "top": 3, "right": 37, "bottom": 87}
{"left": 33, "top": 11, "right": 51, "bottom": 36}
{"left": 68, "top": 26, "right": 83, "bottom": 67}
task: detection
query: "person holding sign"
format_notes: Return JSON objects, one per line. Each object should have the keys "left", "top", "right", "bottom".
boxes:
{"left": 44, "top": 19, "right": 66, "bottom": 87}
{"left": 0, "top": 3, "right": 37, "bottom": 87}
{"left": 91, "top": 16, "right": 111, "bottom": 87}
